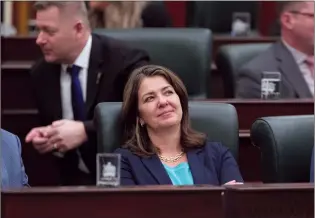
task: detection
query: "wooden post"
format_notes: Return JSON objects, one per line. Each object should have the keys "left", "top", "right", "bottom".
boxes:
{"left": 15, "top": 1, "right": 30, "bottom": 36}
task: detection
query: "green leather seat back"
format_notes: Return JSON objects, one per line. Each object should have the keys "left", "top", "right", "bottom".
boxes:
{"left": 94, "top": 101, "right": 239, "bottom": 161}
{"left": 94, "top": 28, "right": 212, "bottom": 98}
{"left": 251, "top": 115, "right": 314, "bottom": 183}
{"left": 216, "top": 43, "right": 272, "bottom": 98}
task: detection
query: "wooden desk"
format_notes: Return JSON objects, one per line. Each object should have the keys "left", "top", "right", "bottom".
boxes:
{"left": 210, "top": 99, "right": 314, "bottom": 129}
{"left": 1, "top": 37, "right": 41, "bottom": 61}
{"left": 2, "top": 184, "right": 313, "bottom": 218}
{"left": 224, "top": 183, "right": 314, "bottom": 218}
{"left": 2, "top": 185, "right": 225, "bottom": 218}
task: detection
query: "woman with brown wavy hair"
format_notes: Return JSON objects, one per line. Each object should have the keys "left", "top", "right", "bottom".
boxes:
{"left": 115, "top": 65, "right": 243, "bottom": 186}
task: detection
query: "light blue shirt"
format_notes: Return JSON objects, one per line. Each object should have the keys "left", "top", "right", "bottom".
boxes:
{"left": 163, "top": 162, "right": 194, "bottom": 185}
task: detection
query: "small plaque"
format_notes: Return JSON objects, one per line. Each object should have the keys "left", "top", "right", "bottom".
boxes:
{"left": 96, "top": 153, "right": 121, "bottom": 187}
{"left": 261, "top": 72, "right": 281, "bottom": 100}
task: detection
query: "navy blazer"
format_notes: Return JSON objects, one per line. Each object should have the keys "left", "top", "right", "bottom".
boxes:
{"left": 1, "top": 129, "right": 29, "bottom": 188}
{"left": 115, "top": 141, "right": 243, "bottom": 186}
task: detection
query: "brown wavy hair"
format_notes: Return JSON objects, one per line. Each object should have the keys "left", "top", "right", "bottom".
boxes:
{"left": 121, "top": 65, "right": 206, "bottom": 157}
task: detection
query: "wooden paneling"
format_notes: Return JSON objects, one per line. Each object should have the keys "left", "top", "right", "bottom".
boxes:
{"left": 225, "top": 183, "right": 314, "bottom": 218}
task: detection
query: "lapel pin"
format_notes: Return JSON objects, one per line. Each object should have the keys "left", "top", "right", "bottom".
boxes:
{"left": 96, "top": 72, "right": 102, "bottom": 84}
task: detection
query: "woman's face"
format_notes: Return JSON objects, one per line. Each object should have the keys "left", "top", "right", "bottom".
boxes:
{"left": 137, "top": 76, "right": 182, "bottom": 131}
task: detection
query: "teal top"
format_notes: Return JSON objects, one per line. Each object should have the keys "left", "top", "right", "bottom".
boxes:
{"left": 163, "top": 162, "right": 194, "bottom": 185}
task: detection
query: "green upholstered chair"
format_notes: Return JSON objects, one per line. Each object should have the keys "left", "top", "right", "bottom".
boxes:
{"left": 216, "top": 43, "right": 272, "bottom": 98}
{"left": 94, "top": 28, "right": 212, "bottom": 98}
{"left": 251, "top": 115, "right": 314, "bottom": 183}
{"left": 94, "top": 101, "right": 239, "bottom": 161}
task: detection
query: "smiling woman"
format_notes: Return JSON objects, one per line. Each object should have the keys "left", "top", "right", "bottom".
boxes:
{"left": 115, "top": 65, "right": 244, "bottom": 186}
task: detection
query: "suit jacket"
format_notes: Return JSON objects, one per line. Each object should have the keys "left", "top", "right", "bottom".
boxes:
{"left": 236, "top": 41, "right": 312, "bottom": 99}
{"left": 1, "top": 129, "right": 29, "bottom": 188}
{"left": 30, "top": 33, "right": 150, "bottom": 184}
{"left": 115, "top": 141, "right": 243, "bottom": 186}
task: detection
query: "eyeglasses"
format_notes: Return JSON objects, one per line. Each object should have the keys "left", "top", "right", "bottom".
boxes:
{"left": 289, "top": 11, "right": 314, "bottom": 18}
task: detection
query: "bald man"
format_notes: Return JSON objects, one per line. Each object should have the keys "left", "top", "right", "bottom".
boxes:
{"left": 26, "top": 1, "right": 150, "bottom": 185}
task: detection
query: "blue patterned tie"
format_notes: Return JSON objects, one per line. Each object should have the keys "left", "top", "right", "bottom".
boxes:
{"left": 67, "top": 65, "right": 85, "bottom": 121}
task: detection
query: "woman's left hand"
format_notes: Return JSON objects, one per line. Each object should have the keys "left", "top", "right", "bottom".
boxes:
{"left": 224, "top": 180, "right": 244, "bottom": 185}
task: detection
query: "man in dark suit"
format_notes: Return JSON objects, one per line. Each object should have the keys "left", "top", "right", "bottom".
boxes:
{"left": 2, "top": 129, "right": 29, "bottom": 188}
{"left": 236, "top": 1, "right": 314, "bottom": 99}
{"left": 25, "top": 1, "right": 149, "bottom": 185}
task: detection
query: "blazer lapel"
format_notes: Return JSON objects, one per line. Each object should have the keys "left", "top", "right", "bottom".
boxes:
{"left": 141, "top": 155, "right": 172, "bottom": 184}
{"left": 275, "top": 41, "right": 312, "bottom": 98}
{"left": 85, "top": 34, "right": 105, "bottom": 115}
{"left": 46, "top": 64, "right": 63, "bottom": 120}
{"left": 187, "top": 148, "right": 209, "bottom": 184}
